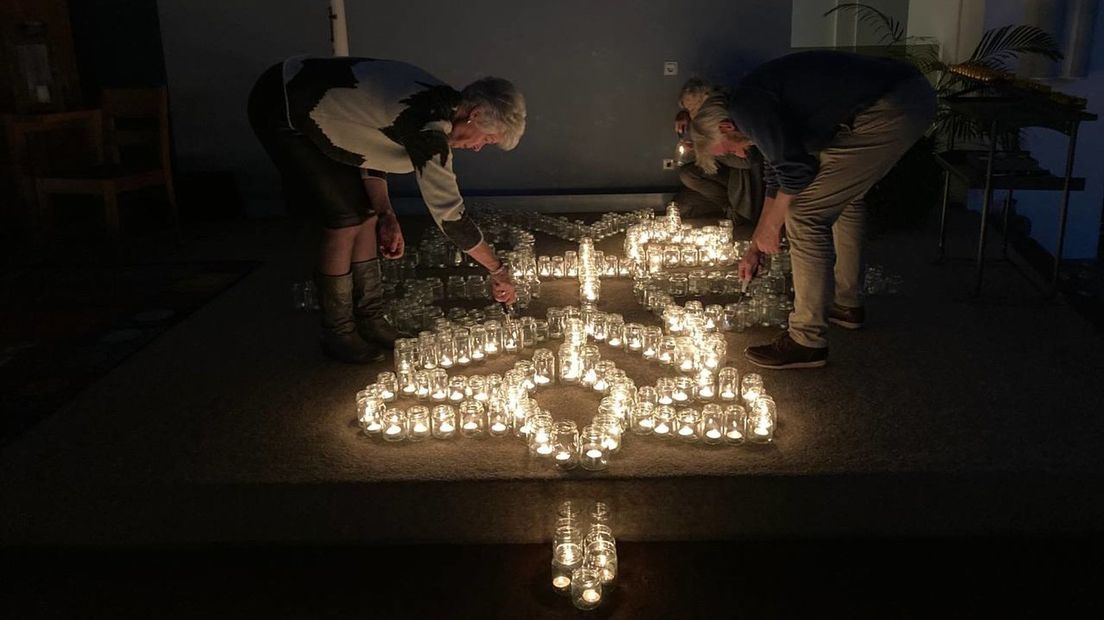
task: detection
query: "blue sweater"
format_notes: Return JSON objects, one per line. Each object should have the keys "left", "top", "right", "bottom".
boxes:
{"left": 728, "top": 50, "right": 921, "bottom": 196}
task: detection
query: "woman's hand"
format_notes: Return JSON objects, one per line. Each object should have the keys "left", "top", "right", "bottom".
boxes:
{"left": 377, "top": 213, "right": 405, "bottom": 259}
{"left": 489, "top": 269, "right": 518, "bottom": 305}
{"left": 738, "top": 243, "right": 762, "bottom": 284}
{"left": 674, "top": 110, "right": 691, "bottom": 135}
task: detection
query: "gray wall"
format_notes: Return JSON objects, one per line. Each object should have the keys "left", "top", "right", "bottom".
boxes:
{"left": 158, "top": 0, "right": 790, "bottom": 216}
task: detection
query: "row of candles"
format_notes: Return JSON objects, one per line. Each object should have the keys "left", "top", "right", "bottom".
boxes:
{"left": 360, "top": 349, "right": 777, "bottom": 461}
{"left": 553, "top": 501, "right": 617, "bottom": 610}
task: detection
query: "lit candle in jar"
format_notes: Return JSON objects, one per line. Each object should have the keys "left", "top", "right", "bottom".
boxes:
{"left": 582, "top": 589, "right": 600, "bottom": 604}
{"left": 553, "top": 575, "right": 571, "bottom": 589}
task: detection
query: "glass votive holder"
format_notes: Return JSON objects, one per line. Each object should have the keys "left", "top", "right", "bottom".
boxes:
{"left": 537, "top": 255, "right": 552, "bottom": 278}
{"left": 672, "top": 376, "right": 693, "bottom": 404}
{"left": 579, "top": 278, "right": 601, "bottom": 303}
{"left": 675, "top": 338, "right": 698, "bottom": 373}
{"left": 356, "top": 387, "right": 384, "bottom": 436}
{"left": 381, "top": 409, "right": 407, "bottom": 441}
{"left": 624, "top": 323, "right": 644, "bottom": 352}
{"left": 580, "top": 345, "right": 601, "bottom": 388}
{"left": 656, "top": 377, "right": 675, "bottom": 406}
{"left": 520, "top": 316, "right": 538, "bottom": 347}
{"left": 653, "top": 405, "right": 675, "bottom": 438}
{"left": 748, "top": 395, "right": 776, "bottom": 443}
{"left": 591, "top": 360, "right": 616, "bottom": 393}
{"left": 534, "top": 319, "right": 549, "bottom": 342}
{"left": 551, "top": 255, "right": 566, "bottom": 278}
{"left": 590, "top": 312, "right": 608, "bottom": 342}
{"left": 642, "top": 327, "right": 662, "bottom": 360}
{"left": 694, "top": 369, "right": 716, "bottom": 400}
{"left": 571, "top": 567, "right": 603, "bottom": 610}
{"left": 552, "top": 419, "right": 579, "bottom": 470}
{"left": 467, "top": 375, "right": 488, "bottom": 401}
{"left": 447, "top": 376, "right": 467, "bottom": 402}
{"left": 431, "top": 404, "right": 456, "bottom": 439}
{"left": 564, "top": 250, "right": 578, "bottom": 277}
{"left": 593, "top": 412, "right": 623, "bottom": 453}
{"left": 533, "top": 348, "right": 556, "bottom": 386}
{"left": 558, "top": 343, "right": 583, "bottom": 384}
{"left": 636, "top": 385, "right": 658, "bottom": 407}
{"left": 564, "top": 317, "right": 587, "bottom": 347}
{"left": 579, "top": 425, "right": 610, "bottom": 471}
{"left": 605, "top": 314, "right": 624, "bottom": 348}
{"left": 398, "top": 368, "right": 418, "bottom": 398}
{"left": 657, "top": 336, "right": 676, "bottom": 366}
{"left": 459, "top": 401, "right": 486, "bottom": 437}
{"left": 429, "top": 368, "right": 449, "bottom": 402}
{"left": 376, "top": 372, "right": 397, "bottom": 402}
{"left": 701, "top": 404, "right": 725, "bottom": 444}
{"left": 514, "top": 360, "right": 537, "bottom": 391}
{"left": 487, "top": 399, "right": 512, "bottom": 437}
{"left": 436, "top": 333, "right": 456, "bottom": 368}
{"left": 407, "top": 405, "right": 431, "bottom": 441}
{"left": 546, "top": 307, "right": 565, "bottom": 338}
{"left": 676, "top": 407, "right": 701, "bottom": 441}
{"left": 629, "top": 401, "right": 656, "bottom": 434}
{"left": 741, "top": 373, "right": 764, "bottom": 406}
{"left": 417, "top": 333, "right": 438, "bottom": 370}
{"left": 552, "top": 553, "right": 581, "bottom": 595}
{"left": 584, "top": 539, "right": 618, "bottom": 585}
{"left": 483, "top": 320, "right": 502, "bottom": 356}
{"left": 680, "top": 246, "right": 699, "bottom": 267}
{"left": 717, "top": 367, "right": 740, "bottom": 401}
{"left": 724, "top": 404, "right": 746, "bottom": 444}
{"left": 502, "top": 318, "right": 523, "bottom": 353}
{"left": 453, "top": 328, "right": 472, "bottom": 365}
{"left": 528, "top": 414, "right": 555, "bottom": 457}
{"left": 414, "top": 370, "right": 432, "bottom": 400}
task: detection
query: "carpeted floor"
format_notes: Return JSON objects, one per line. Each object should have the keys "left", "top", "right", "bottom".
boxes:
{"left": 0, "top": 260, "right": 259, "bottom": 444}
{"left": 1, "top": 213, "right": 1103, "bottom": 547}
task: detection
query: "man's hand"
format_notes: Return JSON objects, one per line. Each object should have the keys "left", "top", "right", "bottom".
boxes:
{"left": 674, "top": 110, "right": 691, "bottom": 135}
{"left": 738, "top": 244, "right": 762, "bottom": 284}
{"left": 377, "top": 213, "right": 405, "bottom": 259}
{"left": 490, "top": 271, "right": 517, "bottom": 304}
{"left": 752, "top": 223, "right": 782, "bottom": 255}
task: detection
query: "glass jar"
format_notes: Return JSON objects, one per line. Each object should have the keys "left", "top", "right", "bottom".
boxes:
{"left": 533, "top": 348, "right": 556, "bottom": 386}
{"left": 673, "top": 376, "right": 693, "bottom": 404}
{"left": 564, "top": 250, "right": 579, "bottom": 277}
{"left": 636, "top": 385, "right": 658, "bottom": 406}
{"left": 748, "top": 395, "right": 776, "bottom": 443}
{"left": 694, "top": 369, "right": 716, "bottom": 400}
{"left": 376, "top": 372, "right": 398, "bottom": 403}
{"left": 564, "top": 317, "right": 587, "bottom": 347}
{"left": 623, "top": 323, "right": 644, "bottom": 352}
{"left": 741, "top": 373, "right": 764, "bottom": 406}
{"left": 502, "top": 318, "right": 523, "bottom": 353}
{"left": 398, "top": 368, "right": 418, "bottom": 398}
{"left": 486, "top": 399, "right": 512, "bottom": 437}
{"left": 356, "top": 387, "right": 384, "bottom": 436}
{"left": 483, "top": 320, "right": 502, "bottom": 356}
{"left": 459, "top": 401, "right": 486, "bottom": 437}
{"left": 520, "top": 316, "right": 538, "bottom": 347}
{"left": 724, "top": 404, "right": 746, "bottom": 444}
{"left": 669, "top": 273, "right": 688, "bottom": 297}
{"left": 629, "top": 401, "right": 655, "bottom": 435}
{"left": 642, "top": 326, "right": 662, "bottom": 359}
{"left": 580, "top": 345, "right": 601, "bottom": 388}
{"left": 584, "top": 539, "right": 618, "bottom": 585}
{"left": 605, "top": 314, "right": 624, "bottom": 348}
{"left": 407, "top": 405, "right": 431, "bottom": 441}
{"left": 593, "top": 412, "right": 622, "bottom": 454}
{"left": 653, "top": 405, "right": 675, "bottom": 438}
{"left": 436, "top": 332, "right": 456, "bottom": 368}
{"left": 414, "top": 370, "right": 432, "bottom": 400}
{"left": 579, "top": 278, "right": 601, "bottom": 303}
{"left": 675, "top": 337, "right": 698, "bottom": 372}
{"left": 579, "top": 425, "right": 609, "bottom": 471}
{"left": 558, "top": 343, "right": 583, "bottom": 384}
{"left": 657, "top": 336, "right": 677, "bottom": 367}
{"left": 656, "top": 377, "right": 675, "bottom": 406}
{"left": 717, "top": 367, "right": 739, "bottom": 401}
{"left": 680, "top": 246, "right": 699, "bottom": 267}
{"left": 452, "top": 328, "right": 472, "bottom": 365}
{"left": 431, "top": 404, "right": 456, "bottom": 439}
{"left": 552, "top": 419, "right": 579, "bottom": 470}
{"left": 551, "top": 255, "right": 566, "bottom": 278}
{"left": 429, "top": 368, "right": 449, "bottom": 402}
{"left": 571, "top": 567, "right": 603, "bottom": 610}
{"left": 528, "top": 414, "right": 555, "bottom": 457}
{"left": 381, "top": 409, "right": 407, "bottom": 441}
{"left": 591, "top": 360, "right": 616, "bottom": 393}
{"left": 589, "top": 312, "right": 608, "bottom": 342}
{"left": 676, "top": 407, "right": 701, "bottom": 441}
{"left": 700, "top": 404, "right": 724, "bottom": 444}
{"left": 546, "top": 307, "right": 565, "bottom": 339}
{"left": 537, "top": 255, "right": 552, "bottom": 278}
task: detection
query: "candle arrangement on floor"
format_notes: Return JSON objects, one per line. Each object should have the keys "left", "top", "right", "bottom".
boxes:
{"left": 551, "top": 500, "right": 618, "bottom": 611}
{"left": 353, "top": 201, "right": 786, "bottom": 468}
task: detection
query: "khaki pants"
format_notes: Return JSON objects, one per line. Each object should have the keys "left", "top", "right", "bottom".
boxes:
{"left": 786, "top": 76, "right": 936, "bottom": 348}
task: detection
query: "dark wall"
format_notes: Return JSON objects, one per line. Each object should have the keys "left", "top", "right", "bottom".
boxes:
{"left": 67, "top": 0, "right": 167, "bottom": 104}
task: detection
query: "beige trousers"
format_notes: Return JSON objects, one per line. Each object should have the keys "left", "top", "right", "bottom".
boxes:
{"left": 786, "top": 76, "right": 936, "bottom": 348}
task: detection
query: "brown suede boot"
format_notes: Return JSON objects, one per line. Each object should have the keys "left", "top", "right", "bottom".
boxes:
{"left": 351, "top": 259, "right": 406, "bottom": 349}
{"left": 314, "top": 272, "right": 385, "bottom": 364}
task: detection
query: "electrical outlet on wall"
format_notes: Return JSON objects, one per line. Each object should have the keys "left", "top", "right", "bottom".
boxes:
{"left": 663, "top": 61, "right": 678, "bottom": 76}
{"left": 662, "top": 159, "right": 675, "bottom": 170}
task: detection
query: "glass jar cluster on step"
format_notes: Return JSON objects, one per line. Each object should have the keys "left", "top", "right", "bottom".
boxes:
{"left": 552, "top": 501, "right": 619, "bottom": 611}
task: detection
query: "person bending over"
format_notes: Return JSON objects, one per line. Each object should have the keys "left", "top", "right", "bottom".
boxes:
{"left": 691, "top": 50, "right": 934, "bottom": 369}
{"left": 249, "top": 56, "right": 526, "bottom": 363}
{"left": 674, "top": 78, "right": 763, "bottom": 223}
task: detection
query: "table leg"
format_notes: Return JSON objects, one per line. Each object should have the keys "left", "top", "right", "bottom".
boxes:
{"left": 936, "top": 169, "right": 951, "bottom": 262}
{"left": 1001, "top": 189, "right": 1014, "bottom": 258}
{"left": 974, "top": 119, "right": 999, "bottom": 296}
{"left": 1053, "top": 121, "right": 1079, "bottom": 295}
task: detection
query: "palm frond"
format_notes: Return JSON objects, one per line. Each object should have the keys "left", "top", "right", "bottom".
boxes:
{"left": 823, "top": 2, "right": 905, "bottom": 45}
{"left": 969, "top": 24, "right": 1063, "bottom": 70}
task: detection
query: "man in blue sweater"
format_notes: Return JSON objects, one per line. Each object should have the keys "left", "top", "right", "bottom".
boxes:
{"left": 691, "top": 50, "right": 935, "bottom": 369}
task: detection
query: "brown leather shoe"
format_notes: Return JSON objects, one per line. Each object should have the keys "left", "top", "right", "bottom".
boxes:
{"left": 828, "top": 304, "right": 865, "bottom": 330}
{"left": 745, "top": 332, "right": 828, "bottom": 369}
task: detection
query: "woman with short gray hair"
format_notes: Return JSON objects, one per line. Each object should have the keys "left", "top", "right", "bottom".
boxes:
{"left": 249, "top": 56, "right": 526, "bottom": 364}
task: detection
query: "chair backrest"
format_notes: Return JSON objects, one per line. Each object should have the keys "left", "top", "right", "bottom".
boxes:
{"left": 101, "top": 87, "right": 170, "bottom": 173}
{"left": 3, "top": 111, "right": 104, "bottom": 176}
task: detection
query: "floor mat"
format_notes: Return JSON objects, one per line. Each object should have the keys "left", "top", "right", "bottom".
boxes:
{"left": 0, "top": 260, "right": 259, "bottom": 444}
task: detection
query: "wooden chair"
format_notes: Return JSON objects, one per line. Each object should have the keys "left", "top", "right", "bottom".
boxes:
{"left": 32, "top": 87, "right": 178, "bottom": 244}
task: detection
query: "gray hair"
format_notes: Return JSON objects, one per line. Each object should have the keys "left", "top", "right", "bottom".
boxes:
{"left": 460, "top": 77, "right": 527, "bottom": 151}
{"left": 689, "top": 95, "right": 730, "bottom": 175}
{"left": 679, "top": 78, "right": 719, "bottom": 116}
